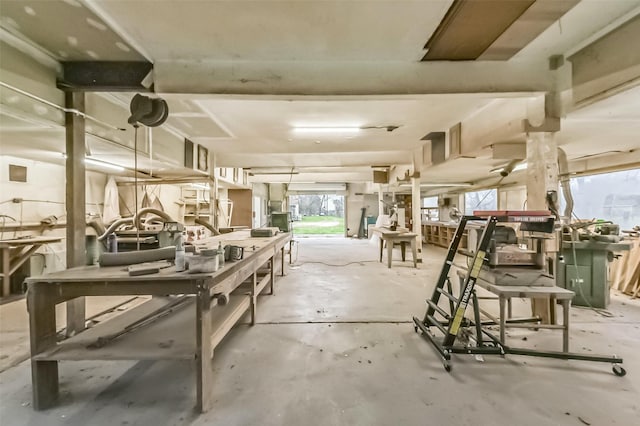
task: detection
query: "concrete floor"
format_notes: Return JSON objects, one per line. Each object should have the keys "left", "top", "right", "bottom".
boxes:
{"left": 0, "top": 237, "right": 638, "bottom": 425}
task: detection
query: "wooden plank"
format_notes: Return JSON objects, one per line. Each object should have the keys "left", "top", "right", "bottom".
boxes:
{"left": 209, "top": 294, "right": 250, "bottom": 354}
{"left": 33, "top": 297, "right": 196, "bottom": 361}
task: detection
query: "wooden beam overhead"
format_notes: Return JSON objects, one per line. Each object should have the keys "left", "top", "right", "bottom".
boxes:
{"left": 422, "top": 0, "right": 536, "bottom": 61}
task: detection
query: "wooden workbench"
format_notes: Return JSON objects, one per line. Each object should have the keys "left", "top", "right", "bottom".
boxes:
{"left": 0, "top": 236, "right": 62, "bottom": 297}
{"left": 371, "top": 227, "right": 418, "bottom": 269}
{"left": 25, "top": 230, "right": 291, "bottom": 412}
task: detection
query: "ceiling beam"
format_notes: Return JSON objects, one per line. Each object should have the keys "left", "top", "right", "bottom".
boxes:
{"left": 153, "top": 60, "right": 555, "bottom": 96}
{"left": 568, "top": 14, "right": 640, "bottom": 108}
{"left": 57, "top": 61, "right": 153, "bottom": 92}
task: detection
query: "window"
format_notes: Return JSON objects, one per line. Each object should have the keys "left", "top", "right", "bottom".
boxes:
{"left": 422, "top": 196, "right": 439, "bottom": 221}
{"left": 566, "top": 169, "right": 640, "bottom": 230}
{"left": 465, "top": 189, "right": 497, "bottom": 215}
{"left": 422, "top": 197, "right": 438, "bottom": 207}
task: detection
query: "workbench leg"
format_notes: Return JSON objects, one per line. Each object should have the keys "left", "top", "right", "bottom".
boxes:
{"left": 289, "top": 241, "right": 293, "bottom": 265}
{"left": 507, "top": 298, "right": 513, "bottom": 319}
{"left": 65, "top": 297, "right": 86, "bottom": 337}
{"left": 562, "top": 300, "right": 570, "bottom": 353}
{"left": 549, "top": 296, "right": 557, "bottom": 325}
{"left": 386, "top": 239, "right": 393, "bottom": 269}
{"left": 499, "top": 296, "right": 506, "bottom": 345}
{"left": 196, "top": 282, "right": 214, "bottom": 413}
{"left": 379, "top": 239, "right": 383, "bottom": 263}
{"left": 280, "top": 246, "right": 285, "bottom": 277}
{"left": 251, "top": 273, "right": 257, "bottom": 325}
{"left": 2, "top": 247, "right": 10, "bottom": 297}
{"left": 28, "top": 285, "right": 59, "bottom": 410}
{"left": 270, "top": 258, "right": 275, "bottom": 295}
{"left": 411, "top": 239, "right": 417, "bottom": 268}
{"left": 401, "top": 242, "right": 406, "bottom": 261}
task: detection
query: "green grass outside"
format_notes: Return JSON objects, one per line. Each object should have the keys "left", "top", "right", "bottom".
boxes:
{"left": 292, "top": 215, "right": 345, "bottom": 235}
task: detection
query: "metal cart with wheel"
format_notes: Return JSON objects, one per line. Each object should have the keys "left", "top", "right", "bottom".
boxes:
{"left": 412, "top": 212, "right": 626, "bottom": 377}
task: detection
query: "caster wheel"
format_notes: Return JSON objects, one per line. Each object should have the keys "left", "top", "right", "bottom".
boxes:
{"left": 443, "top": 364, "right": 452, "bottom": 372}
{"left": 612, "top": 365, "right": 626, "bottom": 377}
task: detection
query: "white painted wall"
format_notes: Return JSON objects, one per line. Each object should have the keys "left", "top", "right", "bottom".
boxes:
{"left": 345, "top": 183, "right": 378, "bottom": 237}
{"left": 117, "top": 183, "right": 183, "bottom": 223}
{"left": 0, "top": 155, "right": 107, "bottom": 272}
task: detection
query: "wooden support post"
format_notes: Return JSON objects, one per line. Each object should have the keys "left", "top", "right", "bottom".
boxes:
{"left": 271, "top": 256, "right": 276, "bottom": 294}
{"left": 28, "top": 284, "right": 59, "bottom": 409}
{"left": 195, "top": 281, "right": 214, "bottom": 413}
{"left": 1, "top": 246, "right": 10, "bottom": 297}
{"left": 526, "top": 130, "right": 559, "bottom": 324}
{"left": 65, "top": 91, "right": 86, "bottom": 336}
{"left": 412, "top": 171, "right": 422, "bottom": 263}
{"left": 251, "top": 272, "right": 257, "bottom": 325}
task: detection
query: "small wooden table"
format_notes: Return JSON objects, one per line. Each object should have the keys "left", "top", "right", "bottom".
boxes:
{"left": 0, "top": 236, "right": 62, "bottom": 297}
{"left": 371, "top": 227, "right": 418, "bottom": 269}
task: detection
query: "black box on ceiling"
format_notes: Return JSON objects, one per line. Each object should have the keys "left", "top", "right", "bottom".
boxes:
{"left": 373, "top": 170, "right": 388, "bottom": 183}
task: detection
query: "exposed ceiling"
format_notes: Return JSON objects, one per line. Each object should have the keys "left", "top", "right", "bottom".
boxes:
{"left": 0, "top": 0, "right": 639, "bottom": 192}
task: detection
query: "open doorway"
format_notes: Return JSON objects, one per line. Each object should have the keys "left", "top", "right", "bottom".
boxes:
{"left": 288, "top": 194, "right": 345, "bottom": 236}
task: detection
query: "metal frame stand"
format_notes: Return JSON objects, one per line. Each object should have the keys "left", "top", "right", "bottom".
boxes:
{"left": 413, "top": 215, "right": 626, "bottom": 377}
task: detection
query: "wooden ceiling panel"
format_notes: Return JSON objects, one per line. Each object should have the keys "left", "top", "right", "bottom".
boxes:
{"left": 422, "top": 0, "right": 536, "bottom": 61}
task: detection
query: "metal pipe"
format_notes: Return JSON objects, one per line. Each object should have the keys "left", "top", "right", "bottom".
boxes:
{"left": 133, "top": 207, "right": 173, "bottom": 230}
{"left": 0, "top": 81, "right": 127, "bottom": 132}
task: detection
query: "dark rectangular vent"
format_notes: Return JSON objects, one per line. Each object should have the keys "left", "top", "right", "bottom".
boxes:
{"left": 422, "top": 132, "right": 446, "bottom": 165}
{"left": 9, "top": 164, "right": 27, "bottom": 182}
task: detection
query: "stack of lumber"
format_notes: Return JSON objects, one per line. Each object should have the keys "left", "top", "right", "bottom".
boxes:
{"left": 610, "top": 236, "right": 640, "bottom": 298}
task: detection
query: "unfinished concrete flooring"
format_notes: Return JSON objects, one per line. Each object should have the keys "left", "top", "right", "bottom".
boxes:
{"left": 0, "top": 237, "right": 638, "bottom": 425}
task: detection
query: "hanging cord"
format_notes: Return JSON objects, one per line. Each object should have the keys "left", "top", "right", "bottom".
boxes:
{"left": 134, "top": 125, "right": 140, "bottom": 251}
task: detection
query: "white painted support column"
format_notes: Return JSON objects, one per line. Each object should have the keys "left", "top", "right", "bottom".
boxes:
{"left": 378, "top": 184, "right": 384, "bottom": 216}
{"left": 411, "top": 177, "right": 422, "bottom": 262}
{"left": 526, "top": 131, "right": 559, "bottom": 323}
{"left": 526, "top": 133, "right": 559, "bottom": 209}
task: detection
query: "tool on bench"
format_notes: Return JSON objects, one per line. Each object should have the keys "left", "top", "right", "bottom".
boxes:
{"left": 412, "top": 211, "right": 626, "bottom": 376}
{"left": 87, "top": 296, "right": 193, "bottom": 349}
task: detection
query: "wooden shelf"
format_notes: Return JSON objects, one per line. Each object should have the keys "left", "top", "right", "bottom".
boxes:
{"left": 422, "top": 221, "right": 469, "bottom": 249}
{"left": 33, "top": 294, "right": 251, "bottom": 361}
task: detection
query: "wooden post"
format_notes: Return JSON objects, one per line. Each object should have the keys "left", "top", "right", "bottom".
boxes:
{"left": 28, "top": 284, "right": 59, "bottom": 409}
{"left": 196, "top": 280, "right": 214, "bottom": 412}
{"left": 411, "top": 175, "right": 422, "bottom": 263}
{"left": 65, "top": 91, "right": 86, "bottom": 336}
{"left": 526, "top": 131, "right": 559, "bottom": 323}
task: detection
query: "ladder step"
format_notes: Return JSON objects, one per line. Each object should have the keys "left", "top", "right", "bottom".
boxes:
{"left": 425, "top": 314, "right": 448, "bottom": 335}
{"left": 427, "top": 300, "right": 450, "bottom": 320}
{"left": 436, "top": 287, "right": 458, "bottom": 303}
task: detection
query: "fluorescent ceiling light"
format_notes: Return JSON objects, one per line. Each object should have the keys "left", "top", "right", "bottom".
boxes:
{"left": 84, "top": 157, "right": 125, "bottom": 172}
{"left": 513, "top": 162, "right": 527, "bottom": 172}
{"left": 190, "top": 183, "right": 210, "bottom": 190}
{"left": 399, "top": 183, "right": 472, "bottom": 188}
{"left": 292, "top": 127, "right": 361, "bottom": 134}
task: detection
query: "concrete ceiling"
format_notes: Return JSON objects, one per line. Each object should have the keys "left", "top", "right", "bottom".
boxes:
{"left": 0, "top": 0, "right": 639, "bottom": 190}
